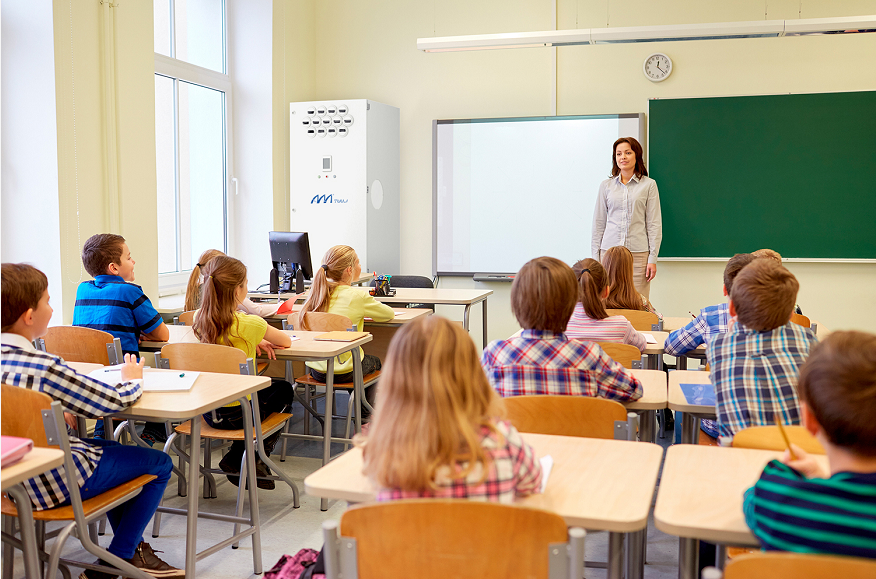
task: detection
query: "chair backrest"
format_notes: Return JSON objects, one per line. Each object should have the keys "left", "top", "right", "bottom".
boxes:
{"left": 597, "top": 341, "right": 641, "bottom": 369}
{"left": 177, "top": 310, "right": 196, "bottom": 326}
{"left": 43, "top": 326, "right": 120, "bottom": 365}
{"left": 338, "top": 500, "right": 568, "bottom": 579}
{"left": 731, "top": 425, "right": 826, "bottom": 454}
{"left": 503, "top": 395, "right": 628, "bottom": 439}
{"left": 789, "top": 312, "right": 811, "bottom": 328}
{"left": 1, "top": 384, "right": 53, "bottom": 447}
{"left": 160, "top": 342, "right": 248, "bottom": 374}
{"left": 289, "top": 311, "right": 353, "bottom": 332}
{"left": 605, "top": 309, "right": 659, "bottom": 331}
{"left": 723, "top": 551, "right": 876, "bottom": 579}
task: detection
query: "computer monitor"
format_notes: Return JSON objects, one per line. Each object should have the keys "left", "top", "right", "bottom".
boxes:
{"left": 268, "top": 231, "right": 313, "bottom": 293}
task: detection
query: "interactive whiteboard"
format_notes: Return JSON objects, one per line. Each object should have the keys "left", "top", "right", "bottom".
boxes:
{"left": 433, "top": 114, "right": 644, "bottom": 276}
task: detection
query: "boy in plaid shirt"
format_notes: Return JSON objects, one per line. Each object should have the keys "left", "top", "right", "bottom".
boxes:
{"left": 707, "top": 259, "right": 817, "bottom": 439}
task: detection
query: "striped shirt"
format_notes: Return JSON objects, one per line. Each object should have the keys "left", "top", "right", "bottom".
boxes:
{"left": 664, "top": 302, "right": 729, "bottom": 357}
{"left": 744, "top": 460, "right": 876, "bottom": 558}
{"left": 707, "top": 322, "right": 817, "bottom": 438}
{"left": 1, "top": 333, "right": 142, "bottom": 510}
{"left": 565, "top": 303, "right": 646, "bottom": 352}
{"left": 481, "top": 330, "right": 642, "bottom": 402}
{"left": 376, "top": 420, "right": 542, "bottom": 504}
{"left": 72, "top": 275, "right": 163, "bottom": 354}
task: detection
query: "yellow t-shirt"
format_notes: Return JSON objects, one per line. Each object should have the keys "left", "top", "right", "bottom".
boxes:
{"left": 305, "top": 285, "right": 394, "bottom": 375}
{"left": 217, "top": 312, "right": 268, "bottom": 359}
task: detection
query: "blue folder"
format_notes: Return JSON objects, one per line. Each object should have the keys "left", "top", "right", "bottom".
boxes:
{"left": 679, "top": 383, "right": 715, "bottom": 406}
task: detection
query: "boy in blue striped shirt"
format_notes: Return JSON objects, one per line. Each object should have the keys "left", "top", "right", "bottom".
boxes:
{"left": 744, "top": 331, "right": 876, "bottom": 559}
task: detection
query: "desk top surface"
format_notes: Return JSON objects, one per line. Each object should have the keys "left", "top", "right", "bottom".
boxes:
{"left": 668, "top": 369, "right": 715, "bottom": 414}
{"left": 251, "top": 287, "right": 493, "bottom": 305}
{"left": 304, "top": 432, "right": 663, "bottom": 532}
{"left": 1, "top": 447, "right": 66, "bottom": 490}
{"left": 140, "top": 325, "right": 372, "bottom": 359}
{"left": 626, "top": 369, "right": 667, "bottom": 410}
{"left": 268, "top": 307, "right": 431, "bottom": 325}
{"left": 654, "top": 444, "right": 830, "bottom": 546}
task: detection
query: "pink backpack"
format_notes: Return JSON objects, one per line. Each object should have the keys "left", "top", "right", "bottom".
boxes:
{"left": 265, "top": 549, "right": 324, "bottom": 579}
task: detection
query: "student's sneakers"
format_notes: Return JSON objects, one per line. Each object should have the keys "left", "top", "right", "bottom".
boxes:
{"left": 128, "top": 542, "right": 185, "bottom": 578}
{"left": 226, "top": 459, "right": 276, "bottom": 490}
{"left": 78, "top": 565, "right": 118, "bottom": 579}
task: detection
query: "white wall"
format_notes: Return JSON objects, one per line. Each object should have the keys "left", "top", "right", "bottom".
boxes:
{"left": 1, "top": 1, "right": 64, "bottom": 325}
{"left": 275, "top": 0, "right": 876, "bottom": 346}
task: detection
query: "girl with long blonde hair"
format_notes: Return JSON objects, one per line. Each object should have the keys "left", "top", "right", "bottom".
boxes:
{"left": 601, "top": 246, "right": 662, "bottom": 320}
{"left": 299, "top": 246, "right": 393, "bottom": 392}
{"left": 567, "top": 258, "right": 646, "bottom": 351}
{"left": 362, "top": 315, "right": 542, "bottom": 501}
{"left": 193, "top": 255, "right": 294, "bottom": 489}
{"left": 185, "top": 249, "right": 295, "bottom": 317}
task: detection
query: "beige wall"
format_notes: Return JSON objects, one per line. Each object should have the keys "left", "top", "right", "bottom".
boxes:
{"left": 52, "top": 0, "right": 158, "bottom": 323}
{"left": 277, "top": 0, "right": 876, "bottom": 345}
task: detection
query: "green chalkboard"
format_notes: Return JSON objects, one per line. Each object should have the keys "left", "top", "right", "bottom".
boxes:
{"left": 649, "top": 91, "right": 876, "bottom": 259}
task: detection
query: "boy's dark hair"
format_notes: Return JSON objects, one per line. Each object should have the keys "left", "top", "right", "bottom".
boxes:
{"left": 82, "top": 233, "right": 126, "bottom": 278}
{"left": 511, "top": 257, "right": 577, "bottom": 333}
{"left": 1, "top": 263, "right": 48, "bottom": 332}
{"left": 722, "top": 253, "right": 757, "bottom": 295}
{"left": 797, "top": 331, "right": 876, "bottom": 457}
{"left": 730, "top": 259, "right": 798, "bottom": 331}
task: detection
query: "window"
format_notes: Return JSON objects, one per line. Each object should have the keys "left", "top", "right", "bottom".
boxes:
{"left": 154, "top": 0, "right": 231, "bottom": 293}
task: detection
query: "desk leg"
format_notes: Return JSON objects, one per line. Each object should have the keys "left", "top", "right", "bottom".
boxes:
{"left": 626, "top": 529, "right": 645, "bottom": 579}
{"left": 352, "top": 349, "right": 363, "bottom": 442}
{"left": 678, "top": 538, "right": 698, "bottom": 579}
{"left": 239, "top": 396, "right": 263, "bottom": 574}
{"left": 639, "top": 410, "right": 656, "bottom": 443}
{"left": 678, "top": 356, "right": 688, "bottom": 370}
{"left": 462, "top": 304, "right": 471, "bottom": 333}
{"left": 608, "top": 532, "right": 624, "bottom": 579}
{"left": 682, "top": 413, "right": 700, "bottom": 444}
{"left": 7, "top": 485, "right": 39, "bottom": 579}
{"left": 481, "top": 299, "right": 488, "bottom": 348}
{"left": 185, "top": 416, "right": 201, "bottom": 577}
{"left": 321, "top": 358, "right": 335, "bottom": 511}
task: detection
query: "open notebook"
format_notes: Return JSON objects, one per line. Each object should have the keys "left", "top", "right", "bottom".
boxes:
{"left": 88, "top": 366, "right": 200, "bottom": 393}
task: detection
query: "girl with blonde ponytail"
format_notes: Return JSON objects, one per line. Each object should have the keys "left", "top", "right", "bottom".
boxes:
{"left": 299, "top": 246, "right": 394, "bottom": 406}
{"left": 566, "top": 258, "right": 646, "bottom": 352}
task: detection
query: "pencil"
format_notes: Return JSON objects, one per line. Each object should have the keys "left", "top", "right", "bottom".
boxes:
{"left": 776, "top": 420, "right": 797, "bottom": 460}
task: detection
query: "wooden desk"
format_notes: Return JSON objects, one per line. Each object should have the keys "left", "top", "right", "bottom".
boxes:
{"left": 627, "top": 369, "right": 667, "bottom": 444}
{"left": 669, "top": 370, "right": 715, "bottom": 444}
{"left": 655, "top": 444, "right": 829, "bottom": 579}
{"left": 305, "top": 432, "right": 663, "bottom": 579}
{"left": 2, "top": 447, "right": 66, "bottom": 579}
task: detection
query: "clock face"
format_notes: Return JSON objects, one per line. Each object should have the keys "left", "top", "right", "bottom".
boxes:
{"left": 644, "top": 53, "right": 672, "bottom": 82}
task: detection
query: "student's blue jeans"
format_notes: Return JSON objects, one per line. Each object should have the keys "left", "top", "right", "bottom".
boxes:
{"left": 70, "top": 438, "right": 172, "bottom": 560}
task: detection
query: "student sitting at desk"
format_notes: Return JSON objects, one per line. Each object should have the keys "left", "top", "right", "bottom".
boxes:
{"left": 72, "top": 233, "right": 169, "bottom": 445}
{"left": 601, "top": 245, "right": 662, "bottom": 320}
{"left": 744, "top": 331, "right": 876, "bottom": 559}
{"left": 362, "top": 315, "right": 542, "bottom": 502}
{"left": 566, "top": 258, "right": 646, "bottom": 352}
{"left": 185, "top": 249, "right": 298, "bottom": 317}
{"left": 193, "top": 255, "right": 294, "bottom": 490}
{"left": 708, "top": 259, "right": 817, "bottom": 439}
{"left": 481, "top": 256, "right": 642, "bottom": 402}
{"left": 1, "top": 263, "right": 183, "bottom": 579}
{"left": 298, "top": 245, "right": 394, "bottom": 417}
{"left": 751, "top": 248, "right": 804, "bottom": 315}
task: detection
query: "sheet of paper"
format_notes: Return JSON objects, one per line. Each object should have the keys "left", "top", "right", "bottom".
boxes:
{"left": 539, "top": 454, "right": 554, "bottom": 493}
{"left": 641, "top": 333, "right": 658, "bottom": 344}
{"left": 88, "top": 368, "right": 200, "bottom": 392}
{"left": 680, "top": 383, "right": 716, "bottom": 406}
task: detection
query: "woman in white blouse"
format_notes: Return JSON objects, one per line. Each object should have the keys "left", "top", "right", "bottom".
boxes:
{"left": 591, "top": 137, "right": 662, "bottom": 298}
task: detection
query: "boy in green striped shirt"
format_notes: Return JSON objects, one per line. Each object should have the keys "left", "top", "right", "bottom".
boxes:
{"left": 744, "top": 331, "right": 876, "bottom": 559}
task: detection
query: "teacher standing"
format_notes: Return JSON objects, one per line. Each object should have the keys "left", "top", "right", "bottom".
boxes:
{"left": 591, "top": 137, "right": 662, "bottom": 299}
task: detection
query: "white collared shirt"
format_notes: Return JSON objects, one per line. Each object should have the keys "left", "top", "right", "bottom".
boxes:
{"left": 591, "top": 173, "right": 663, "bottom": 264}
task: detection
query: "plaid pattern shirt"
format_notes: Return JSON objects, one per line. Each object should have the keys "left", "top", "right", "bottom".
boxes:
{"left": 481, "top": 330, "right": 642, "bottom": 401}
{"left": 707, "top": 322, "right": 817, "bottom": 438}
{"left": 376, "top": 420, "right": 542, "bottom": 504}
{"left": 664, "top": 302, "right": 729, "bottom": 357}
{"left": 0, "top": 334, "right": 142, "bottom": 510}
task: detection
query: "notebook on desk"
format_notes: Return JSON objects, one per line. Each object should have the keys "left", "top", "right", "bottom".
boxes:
{"left": 680, "top": 383, "right": 715, "bottom": 406}
{"left": 314, "top": 331, "right": 369, "bottom": 342}
{"left": 88, "top": 367, "right": 200, "bottom": 393}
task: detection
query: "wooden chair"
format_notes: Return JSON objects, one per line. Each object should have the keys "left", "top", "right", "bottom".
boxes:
{"left": 606, "top": 309, "right": 660, "bottom": 331}
{"left": 597, "top": 341, "right": 643, "bottom": 369}
{"left": 39, "top": 325, "right": 122, "bottom": 365}
{"left": 174, "top": 310, "right": 196, "bottom": 326}
{"left": 711, "top": 551, "right": 876, "bottom": 579}
{"left": 1, "top": 385, "right": 156, "bottom": 579}
{"left": 322, "top": 500, "right": 585, "bottom": 579}
{"left": 790, "top": 312, "right": 811, "bottom": 328}
{"left": 152, "top": 343, "right": 299, "bottom": 541}
{"left": 503, "top": 395, "right": 631, "bottom": 439}
{"left": 731, "top": 425, "right": 826, "bottom": 454}
{"left": 287, "top": 311, "right": 380, "bottom": 444}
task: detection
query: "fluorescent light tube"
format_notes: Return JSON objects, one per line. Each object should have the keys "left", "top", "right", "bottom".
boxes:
{"left": 590, "top": 20, "right": 784, "bottom": 43}
{"left": 784, "top": 15, "right": 876, "bottom": 36}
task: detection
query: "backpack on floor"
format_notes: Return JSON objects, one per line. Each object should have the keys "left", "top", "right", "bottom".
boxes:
{"left": 265, "top": 548, "right": 324, "bottom": 579}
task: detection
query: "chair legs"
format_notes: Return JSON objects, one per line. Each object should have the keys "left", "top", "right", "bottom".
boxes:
{"left": 2, "top": 515, "right": 14, "bottom": 579}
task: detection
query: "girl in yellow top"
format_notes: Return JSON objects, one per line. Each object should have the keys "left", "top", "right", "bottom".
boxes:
{"left": 298, "top": 246, "right": 394, "bottom": 412}
{"left": 193, "top": 255, "right": 294, "bottom": 489}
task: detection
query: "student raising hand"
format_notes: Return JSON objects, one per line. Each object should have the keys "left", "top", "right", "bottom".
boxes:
{"left": 120, "top": 353, "right": 146, "bottom": 381}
